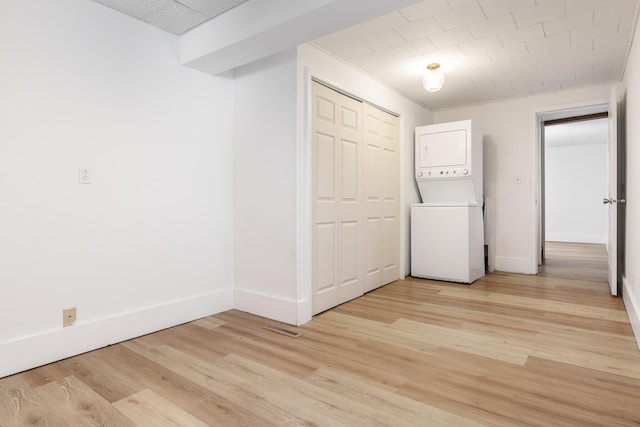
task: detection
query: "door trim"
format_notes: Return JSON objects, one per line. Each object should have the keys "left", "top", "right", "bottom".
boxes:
{"left": 296, "top": 66, "right": 313, "bottom": 325}
{"left": 531, "top": 99, "right": 609, "bottom": 275}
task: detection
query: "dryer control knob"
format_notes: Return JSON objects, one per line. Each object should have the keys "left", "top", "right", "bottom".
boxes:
{"left": 417, "top": 171, "right": 423, "bottom": 177}
{"left": 463, "top": 169, "right": 469, "bottom": 175}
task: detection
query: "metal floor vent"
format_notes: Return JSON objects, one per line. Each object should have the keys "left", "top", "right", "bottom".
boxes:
{"left": 264, "top": 324, "right": 303, "bottom": 338}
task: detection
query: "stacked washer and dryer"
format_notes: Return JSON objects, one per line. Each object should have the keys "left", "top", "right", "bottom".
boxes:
{"left": 411, "top": 120, "right": 485, "bottom": 284}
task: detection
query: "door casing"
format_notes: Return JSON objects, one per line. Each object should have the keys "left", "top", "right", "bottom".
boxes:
{"left": 532, "top": 100, "right": 614, "bottom": 280}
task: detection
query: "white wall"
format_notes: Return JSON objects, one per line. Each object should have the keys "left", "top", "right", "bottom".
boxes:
{"left": 0, "top": 0, "right": 234, "bottom": 377}
{"left": 545, "top": 142, "right": 608, "bottom": 244}
{"left": 233, "top": 49, "right": 300, "bottom": 324}
{"left": 622, "top": 19, "right": 640, "bottom": 347}
{"left": 434, "top": 84, "right": 612, "bottom": 274}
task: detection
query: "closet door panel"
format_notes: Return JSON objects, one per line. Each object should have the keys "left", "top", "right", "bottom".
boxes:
{"left": 363, "top": 105, "right": 383, "bottom": 292}
{"left": 312, "top": 83, "right": 340, "bottom": 314}
{"left": 363, "top": 104, "right": 399, "bottom": 291}
{"left": 381, "top": 113, "right": 400, "bottom": 283}
{"left": 336, "top": 94, "right": 364, "bottom": 305}
{"left": 312, "top": 82, "right": 364, "bottom": 314}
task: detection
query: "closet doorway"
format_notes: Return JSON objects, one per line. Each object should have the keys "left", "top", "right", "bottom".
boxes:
{"left": 311, "top": 81, "right": 400, "bottom": 315}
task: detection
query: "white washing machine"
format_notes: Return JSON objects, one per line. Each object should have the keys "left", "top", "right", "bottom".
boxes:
{"left": 411, "top": 203, "right": 484, "bottom": 283}
{"left": 411, "top": 120, "right": 484, "bottom": 284}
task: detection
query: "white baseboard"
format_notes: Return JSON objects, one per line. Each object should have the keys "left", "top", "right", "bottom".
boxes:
{"left": 296, "top": 300, "right": 312, "bottom": 326}
{"left": 545, "top": 232, "right": 607, "bottom": 244}
{"left": 0, "top": 287, "right": 233, "bottom": 378}
{"left": 234, "top": 288, "right": 300, "bottom": 325}
{"left": 623, "top": 276, "right": 640, "bottom": 351}
{"left": 494, "top": 256, "right": 534, "bottom": 274}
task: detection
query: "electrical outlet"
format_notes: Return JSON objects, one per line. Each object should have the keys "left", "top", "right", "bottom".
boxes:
{"left": 63, "top": 307, "right": 76, "bottom": 327}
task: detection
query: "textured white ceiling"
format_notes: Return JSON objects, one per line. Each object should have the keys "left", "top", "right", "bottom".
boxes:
{"left": 312, "top": 0, "right": 640, "bottom": 110}
{"left": 90, "top": 0, "right": 640, "bottom": 110}
{"left": 91, "top": 0, "right": 249, "bottom": 35}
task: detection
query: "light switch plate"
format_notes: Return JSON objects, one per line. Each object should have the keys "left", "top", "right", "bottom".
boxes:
{"left": 79, "top": 167, "right": 91, "bottom": 184}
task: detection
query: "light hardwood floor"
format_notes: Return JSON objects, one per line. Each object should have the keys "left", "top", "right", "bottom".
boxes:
{"left": 539, "top": 241, "right": 609, "bottom": 283}
{"left": 2, "top": 247, "right": 639, "bottom": 426}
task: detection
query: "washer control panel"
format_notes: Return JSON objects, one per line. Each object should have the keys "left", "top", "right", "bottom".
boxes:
{"left": 416, "top": 168, "right": 471, "bottom": 179}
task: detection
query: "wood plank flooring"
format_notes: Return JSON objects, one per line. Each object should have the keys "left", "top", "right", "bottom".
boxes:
{"left": 539, "top": 241, "right": 609, "bottom": 283}
{"left": 2, "top": 249, "right": 639, "bottom": 425}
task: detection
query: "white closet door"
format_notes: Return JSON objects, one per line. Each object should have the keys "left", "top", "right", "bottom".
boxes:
{"left": 363, "top": 105, "right": 384, "bottom": 291}
{"left": 363, "top": 104, "right": 400, "bottom": 291}
{"left": 380, "top": 108, "right": 400, "bottom": 284}
{"left": 311, "top": 81, "right": 399, "bottom": 314}
{"left": 311, "top": 81, "right": 364, "bottom": 314}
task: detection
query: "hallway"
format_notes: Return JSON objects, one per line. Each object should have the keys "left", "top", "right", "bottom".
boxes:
{"left": 538, "top": 241, "right": 609, "bottom": 283}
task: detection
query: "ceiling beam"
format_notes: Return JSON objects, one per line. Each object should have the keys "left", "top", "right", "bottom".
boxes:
{"left": 178, "top": 0, "right": 421, "bottom": 75}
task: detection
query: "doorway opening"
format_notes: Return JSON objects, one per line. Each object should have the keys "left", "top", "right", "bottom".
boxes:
{"left": 534, "top": 91, "right": 624, "bottom": 296}
{"left": 538, "top": 242, "right": 609, "bottom": 282}
{"left": 534, "top": 102, "right": 609, "bottom": 272}
{"left": 542, "top": 113, "right": 609, "bottom": 276}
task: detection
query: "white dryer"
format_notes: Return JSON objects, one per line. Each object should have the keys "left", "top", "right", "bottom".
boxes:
{"left": 411, "top": 120, "right": 484, "bottom": 284}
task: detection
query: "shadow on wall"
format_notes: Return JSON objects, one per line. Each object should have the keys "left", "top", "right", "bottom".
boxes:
{"left": 482, "top": 135, "right": 497, "bottom": 272}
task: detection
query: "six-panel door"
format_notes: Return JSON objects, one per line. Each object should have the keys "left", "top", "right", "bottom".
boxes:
{"left": 312, "top": 81, "right": 399, "bottom": 315}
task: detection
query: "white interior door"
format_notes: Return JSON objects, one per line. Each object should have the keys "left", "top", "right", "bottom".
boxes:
{"left": 363, "top": 104, "right": 383, "bottom": 291}
{"left": 311, "top": 81, "right": 364, "bottom": 314}
{"left": 363, "top": 104, "right": 400, "bottom": 292}
{"left": 312, "top": 82, "right": 339, "bottom": 313}
{"left": 312, "top": 81, "right": 400, "bottom": 314}
{"left": 607, "top": 86, "right": 618, "bottom": 296}
{"left": 539, "top": 118, "right": 545, "bottom": 266}
{"left": 337, "top": 92, "right": 365, "bottom": 304}
{"left": 379, "top": 109, "right": 400, "bottom": 285}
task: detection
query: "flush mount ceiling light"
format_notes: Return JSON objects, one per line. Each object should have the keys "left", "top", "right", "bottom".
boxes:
{"left": 423, "top": 63, "right": 445, "bottom": 92}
